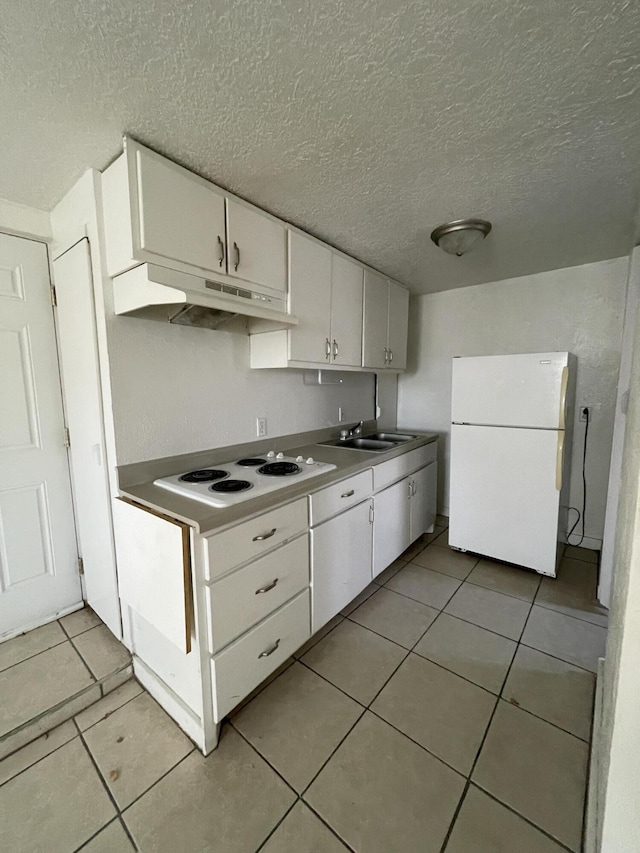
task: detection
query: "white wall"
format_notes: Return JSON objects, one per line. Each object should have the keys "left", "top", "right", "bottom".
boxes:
{"left": 397, "top": 257, "right": 627, "bottom": 547}
{"left": 105, "top": 312, "right": 376, "bottom": 464}
{"left": 0, "top": 197, "right": 51, "bottom": 241}
{"left": 597, "top": 257, "right": 640, "bottom": 851}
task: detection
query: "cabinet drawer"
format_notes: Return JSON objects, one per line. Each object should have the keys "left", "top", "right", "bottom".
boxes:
{"left": 309, "top": 469, "right": 373, "bottom": 526}
{"left": 206, "top": 534, "right": 309, "bottom": 653}
{"left": 204, "top": 498, "right": 308, "bottom": 581}
{"left": 211, "top": 590, "right": 310, "bottom": 721}
{"left": 373, "top": 443, "right": 437, "bottom": 492}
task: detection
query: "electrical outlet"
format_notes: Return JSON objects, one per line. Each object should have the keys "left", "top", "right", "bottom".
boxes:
{"left": 338, "top": 407, "right": 346, "bottom": 422}
{"left": 256, "top": 417, "right": 267, "bottom": 437}
{"left": 580, "top": 406, "right": 589, "bottom": 422}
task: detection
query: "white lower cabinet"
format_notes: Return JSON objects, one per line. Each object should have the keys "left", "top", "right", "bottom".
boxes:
{"left": 211, "top": 590, "right": 310, "bottom": 721}
{"left": 409, "top": 462, "right": 437, "bottom": 541}
{"left": 311, "top": 499, "right": 373, "bottom": 632}
{"left": 373, "top": 479, "right": 411, "bottom": 577}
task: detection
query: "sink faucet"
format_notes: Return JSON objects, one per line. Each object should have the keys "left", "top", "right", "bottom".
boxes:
{"left": 341, "top": 420, "right": 363, "bottom": 440}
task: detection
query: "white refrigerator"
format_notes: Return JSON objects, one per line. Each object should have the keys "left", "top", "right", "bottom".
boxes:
{"left": 449, "top": 352, "right": 576, "bottom": 576}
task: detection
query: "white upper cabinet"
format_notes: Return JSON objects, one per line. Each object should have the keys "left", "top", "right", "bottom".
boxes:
{"left": 362, "top": 270, "right": 389, "bottom": 370}
{"left": 330, "top": 254, "right": 363, "bottom": 367}
{"left": 226, "top": 199, "right": 286, "bottom": 294}
{"left": 362, "top": 271, "right": 409, "bottom": 371}
{"left": 388, "top": 281, "right": 409, "bottom": 370}
{"left": 102, "top": 137, "right": 286, "bottom": 297}
{"left": 288, "top": 231, "right": 333, "bottom": 363}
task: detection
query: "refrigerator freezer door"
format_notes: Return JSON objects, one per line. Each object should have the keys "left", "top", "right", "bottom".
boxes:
{"left": 452, "top": 352, "right": 570, "bottom": 429}
{"left": 449, "top": 424, "right": 562, "bottom": 575}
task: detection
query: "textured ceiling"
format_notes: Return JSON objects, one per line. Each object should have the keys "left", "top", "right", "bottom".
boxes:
{"left": 1, "top": 0, "right": 640, "bottom": 293}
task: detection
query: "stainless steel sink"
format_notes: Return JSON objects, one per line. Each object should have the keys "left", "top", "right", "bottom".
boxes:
{"left": 364, "top": 432, "right": 416, "bottom": 443}
{"left": 319, "top": 437, "right": 398, "bottom": 452}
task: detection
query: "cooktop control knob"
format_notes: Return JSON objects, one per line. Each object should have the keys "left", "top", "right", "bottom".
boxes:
{"left": 306, "top": 457, "right": 314, "bottom": 465}
{"left": 276, "top": 452, "right": 284, "bottom": 459}
{"left": 266, "top": 450, "right": 275, "bottom": 458}
{"left": 296, "top": 455, "right": 304, "bottom": 462}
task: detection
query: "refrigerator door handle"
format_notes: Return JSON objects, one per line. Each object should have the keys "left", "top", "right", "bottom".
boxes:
{"left": 558, "top": 366, "right": 568, "bottom": 429}
{"left": 556, "top": 431, "right": 565, "bottom": 490}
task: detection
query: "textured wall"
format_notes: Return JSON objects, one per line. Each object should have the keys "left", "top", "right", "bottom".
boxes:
{"left": 397, "top": 257, "right": 627, "bottom": 546}
{"left": 105, "top": 311, "right": 375, "bottom": 464}
{"left": 1, "top": 1, "right": 640, "bottom": 292}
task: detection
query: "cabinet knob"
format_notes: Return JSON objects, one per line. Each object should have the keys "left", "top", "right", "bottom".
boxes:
{"left": 217, "top": 235, "right": 225, "bottom": 267}
{"left": 233, "top": 241, "right": 240, "bottom": 271}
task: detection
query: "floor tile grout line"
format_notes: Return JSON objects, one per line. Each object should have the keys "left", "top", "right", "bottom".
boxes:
{"left": 0, "top": 724, "right": 82, "bottom": 789}
{"left": 253, "top": 799, "right": 300, "bottom": 853}
{"left": 70, "top": 815, "right": 131, "bottom": 853}
{"left": 517, "top": 640, "right": 600, "bottom": 674}
{"left": 0, "top": 634, "right": 70, "bottom": 675}
{"left": 229, "top": 721, "right": 304, "bottom": 799}
{"left": 301, "top": 800, "right": 359, "bottom": 853}
{"left": 298, "top": 707, "right": 368, "bottom": 799}
{"left": 76, "top": 684, "right": 145, "bottom": 734}
{"left": 116, "top": 815, "right": 139, "bottom": 853}
{"left": 529, "top": 598, "right": 608, "bottom": 628}
{"left": 471, "top": 780, "right": 578, "bottom": 853}
{"left": 68, "top": 634, "right": 101, "bottom": 682}
{"left": 295, "top": 657, "right": 368, "bottom": 710}
{"left": 117, "top": 746, "right": 197, "bottom": 816}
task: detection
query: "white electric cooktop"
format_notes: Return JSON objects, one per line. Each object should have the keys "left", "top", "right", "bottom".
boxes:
{"left": 154, "top": 451, "right": 336, "bottom": 508}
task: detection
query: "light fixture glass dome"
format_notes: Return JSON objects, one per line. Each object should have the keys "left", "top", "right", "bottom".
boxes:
{"left": 431, "top": 218, "right": 492, "bottom": 256}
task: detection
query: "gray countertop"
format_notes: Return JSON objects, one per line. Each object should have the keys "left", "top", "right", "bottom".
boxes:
{"left": 117, "top": 424, "right": 438, "bottom": 536}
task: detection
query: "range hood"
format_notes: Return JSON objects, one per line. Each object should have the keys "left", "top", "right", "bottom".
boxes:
{"left": 111, "top": 264, "right": 298, "bottom": 334}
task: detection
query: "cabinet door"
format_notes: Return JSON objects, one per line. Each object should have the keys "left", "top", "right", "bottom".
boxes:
{"left": 226, "top": 199, "right": 286, "bottom": 293}
{"left": 410, "top": 462, "right": 437, "bottom": 542}
{"left": 362, "top": 271, "right": 390, "bottom": 369}
{"left": 330, "top": 255, "right": 363, "bottom": 367}
{"left": 135, "top": 143, "right": 227, "bottom": 274}
{"left": 373, "top": 479, "right": 411, "bottom": 577}
{"left": 387, "top": 282, "right": 409, "bottom": 370}
{"left": 311, "top": 500, "right": 373, "bottom": 632}
{"left": 288, "top": 231, "right": 332, "bottom": 363}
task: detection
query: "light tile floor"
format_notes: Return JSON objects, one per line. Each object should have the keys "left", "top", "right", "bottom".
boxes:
{"left": 0, "top": 522, "right": 606, "bottom": 852}
{"left": 0, "top": 607, "right": 132, "bottom": 758}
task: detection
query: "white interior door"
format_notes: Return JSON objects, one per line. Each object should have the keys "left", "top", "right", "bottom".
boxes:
{"left": 52, "top": 240, "right": 122, "bottom": 638}
{"left": 0, "top": 233, "right": 80, "bottom": 638}
{"left": 449, "top": 424, "right": 561, "bottom": 575}
{"left": 451, "top": 352, "right": 569, "bottom": 428}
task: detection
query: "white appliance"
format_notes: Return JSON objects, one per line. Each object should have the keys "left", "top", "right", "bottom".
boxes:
{"left": 154, "top": 451, "right": 336, "bottom": 508}
{"left": 449, "top": 352, "right": 576, "bottom": 576}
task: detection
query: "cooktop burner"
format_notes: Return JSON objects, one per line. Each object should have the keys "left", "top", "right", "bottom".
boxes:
{"left": 179, "top": 469, "right": 229, "bottom": 483}
{"left": 209, "top": 479, "right": 253, "bottom": 493}
{"left": 235, "top": 458, "right": 267, "bottom": 467}
{"left": 257, "top": 462, "right": 301, "bottom": 477}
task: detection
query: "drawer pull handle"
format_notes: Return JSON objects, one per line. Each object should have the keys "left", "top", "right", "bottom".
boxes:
{"left": 341, "top": 489, "right": 355, "bottom": 498}
{"left": 258, "top": 639, "right": 280, "bottom": 658}
{"left": 253, "top": 528, "right": 277, "bottom": 542}
{"left": 255, "top": 578, "right": 279, "bottom": 594}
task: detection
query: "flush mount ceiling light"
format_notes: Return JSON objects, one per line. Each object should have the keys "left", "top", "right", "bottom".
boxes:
{"left": 430, "top": 218, "right": 492, "bottom": 257}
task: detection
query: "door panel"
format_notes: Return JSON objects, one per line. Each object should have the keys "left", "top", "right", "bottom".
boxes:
{"left": 226, "top": 200, "right": 286, "bottom": 293}
{"left": 330, "top": 255, "right": 363, "bottom": 366}
{"left": 362, "top": 271, "right": 389, "bottom": 369}
{"left": 311, "top": 500, "right": 373, "bottom": 631}
{"left": 387, "top": 282, "right": 409, "bottom": 370}
{"left": 451, "top": 352, "right": 570, "bottom": 428}
{"left": 0, "top": 233, "right": 80, "bottom": 637}
{"left": 135, "top": 144, "right": 227, "bottom": 274}
{"left": 373, "top": 479, "right": 411, "bottom": 576}
{"left": 449, "top": 424, "right": 561, "bottom": 575}
{"left": 52, "top": 241, "right": 122, "bottom": 637}
{"left": 288, "top": 232, "right": 332, "bottom": 363}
